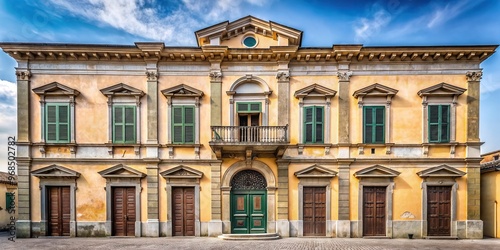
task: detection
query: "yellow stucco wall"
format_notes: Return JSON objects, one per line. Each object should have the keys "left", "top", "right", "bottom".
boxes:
{"left": 0, "top": 183, "right": 17, "bottom": 230}
{"left": 220, "top": 32, "right": 280, "bottom": 48}
{"left": 481, "top": 171, "right": 500, "bottom": 238}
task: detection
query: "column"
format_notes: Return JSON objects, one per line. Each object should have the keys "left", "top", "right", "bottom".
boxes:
{"left": 276, "top": 66, "right": 290, "bottom": 127}
{"left": 15, "top": 66, "right": 32, "bottom": 238}
{"left": 465, "top": 70, "right": 483, "bottom": 239}
{"left": 276, "top": 160, "right": 290, "bottom": 236}
{"left": 209, "top": 62, "right": 224, "bottom": 236}
{"left": 336, "top": 70, "right": 352, "bottom": 238}
{"left": 145, "top": 66, "right": 159, "bottom": 236}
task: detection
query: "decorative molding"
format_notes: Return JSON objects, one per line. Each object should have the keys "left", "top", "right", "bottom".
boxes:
{"left": 209, "top": 71, "right": 222, "bottom": 81}
{"left": 354, "top": 165, "right": 401, "bottom": 178}
{"left": 160, "top": 165, "right": 203, "bottom": 179}
{"left": 98, "top": 164, "right": 146, "bottom": 179}
{"left": 294, "top": 164, "right": 337, "bottom": 178}
{"left": 353, "top": 83, "right": 398, "bottom": 99}
{"left": 32, "top": 81, "right": 80, "bottom": 97}
{"left": 416, "top": 164, "right": 466, "bottom": 177}
{"left": 145, "top": 70, "right": 158, "bottom": 81}
{"left": 276, "top": 71, "right": 290, "bottom": 81}
{"left": 15, "top": 70, "right": 31, "bottom": 80}
{"left": 100, "top": 83, "right": 145, "bottom": 97}
{"left": 161, "top": 84, "right": 204, "bottom": 97}
{"left": 31, "top": 164, "right": 81, "bottom": 179}
{"left": 417, "top": 82, "right": 466, "bottom": 97}
{"left": 336, "top": 71, "right": 352, "bottom": 81}
{"left": 466, "top": 71, "right": 482, "bottom": 81}
{"left": 294, "top": 83, "right": 337, "bottom": 98}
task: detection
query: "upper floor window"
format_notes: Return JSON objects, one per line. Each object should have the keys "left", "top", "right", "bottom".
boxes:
{"left": 172, "top": 105, "right": 195, "bottom": 144}
{"left": 353, "top": 83, "right": 398, "bottom": 146}
{"left": 363, "top": 106, "right": 385, "bottom": 144}
{"left": 113, "top": 105, "right": 136, "bottom": 144}
{"left": 100, "top": 83, "right": 144, "bottom": 144}
{"left": 33, "top": 82, "right": 79, "bottom": 144}
{"left": 304, "top": 106, "right": 324, "bottom": 143}
{"left": 418, "top": 83, "right": 466, "bottom": 144}
{"left": 428, "top": 105, "right": 450, "bottom": 143}
{"left": 46, "top": 103, "right": 70, "bottom": 143}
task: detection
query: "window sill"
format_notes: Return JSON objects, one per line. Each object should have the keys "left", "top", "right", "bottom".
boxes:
{"left": 35, "top": 142, "right": 77, "bottom": 155}
{"left": 163, "top": 144, "right": 201, "bottom": 159}
{"left": 105, "top": 143, "right": 141, "bottom": 156}
{"left": 296, "top": 143, "right": 333, "bottom": 155}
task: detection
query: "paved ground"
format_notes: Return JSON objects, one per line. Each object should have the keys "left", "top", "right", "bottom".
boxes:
{"left": 1, "top": 231, "right": 499, "bottom": 250}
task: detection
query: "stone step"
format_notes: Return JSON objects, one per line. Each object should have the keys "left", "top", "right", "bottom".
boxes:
{"left": 218, "top": 233, "right": 280, "bottom": 240}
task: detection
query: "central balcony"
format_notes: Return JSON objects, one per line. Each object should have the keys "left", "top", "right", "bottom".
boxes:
{"left": 209, "top": 125, "right": 289, "bottom": 159}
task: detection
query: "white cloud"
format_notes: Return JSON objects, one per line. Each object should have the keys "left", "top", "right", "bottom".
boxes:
{"left": 0, "top": 80, "right": 17, "bottom": 173}
{"left": 354, "top": 8, "right": 392, "bottom": 43}
{"left": 48, "top": 0, "right": 269, "bottom": 45}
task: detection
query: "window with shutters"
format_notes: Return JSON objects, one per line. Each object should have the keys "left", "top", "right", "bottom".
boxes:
{"left": 303, "top": 106, "right": 324, "bottom": 143}
{"left": 6, "top": 192, "right": 14, "bottom": 210}
{"left": 172, "top": 106, "right": 195, "bottom": 144}
{"left": 113, "top": 105, "right": 136, "bottom": 144}
{"left": 237, "top": 102, "right": 261, "bottom": 113}
{"left": 45, "top": 103, "right": 70, "bottom": 143}
{"left": 428, "top": 105, "right": 450, "bottom": 143}
{"left": 363, "top": 106, "right": 385, "bottom": 144}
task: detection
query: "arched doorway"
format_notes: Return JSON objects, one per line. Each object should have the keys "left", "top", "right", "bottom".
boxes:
{"left": 230, "top": 170, "right": 267, "bottom": 234}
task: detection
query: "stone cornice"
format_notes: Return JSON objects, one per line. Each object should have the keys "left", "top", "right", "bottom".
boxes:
{"left": 1, "top": 43, "right": 497, "bottom": 64}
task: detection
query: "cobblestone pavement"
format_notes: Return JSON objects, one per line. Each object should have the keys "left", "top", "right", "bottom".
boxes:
{"left": 1, "top": 232, "right": 499, "bottom": 250}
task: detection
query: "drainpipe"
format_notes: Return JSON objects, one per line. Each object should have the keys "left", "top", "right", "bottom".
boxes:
{"left": 495, "top": 201, "right": 498, "bottom": 238}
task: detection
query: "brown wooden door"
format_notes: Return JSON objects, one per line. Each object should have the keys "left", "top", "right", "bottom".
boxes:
{"left": 173, "top": 187, "right": 195, "bottom": 236}
{"left": 48, "top": 186, "right": 71, "bottom": 236}
{"left": 427, "top": 186, "right": 451, "bottom": 236}
{"left": 112, "top": 187, "right": 136, "bottom": 236}
{"left": 363, "top": 186, "right": 386, "bottom": 236}
{"left": 303, "top": 187, "right": 326, "bottom": 236}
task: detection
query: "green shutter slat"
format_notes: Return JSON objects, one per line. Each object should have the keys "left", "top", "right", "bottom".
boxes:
{"left": 364, "top": 106, "right": 384, "bottom": 144}
{"left": 46, "top": 104, "right": 70, "bottom": 143}
{"left": 173, "top": 126, "right": 183, "bottom": 142}
{"left": 237, "top": 103, "right": 248, "bottom": 112}
{"left": 184, "top": 107, "right": 194, "bottom": 124}
{"left": 303, "top": 106, "right": 323, "bottom": 143}
{"left": 59, "top": 124, "right": 69, "bottom": 141}
{"left": 428, "top": 105, "right": 450, "bottom": 143}
{"left": 250, "top": 103, "right": 260, "bottom": 111}
{"left": 47, "top": 106, "right": 57, "bottom": 123}
{"left": 237, "top": 102, "right": 261, "bottom": 113}
{"left": 59, "top": 105, "right": 69, "bottom": 123}
{"left": 173, "top": 107, "right": 183, "bottom": 124}
{"left": 429, "top": 106, "right": 439, "bottom": 123}
{"left": 114, "top": 106, "right": 123, "bottom": 123}
{"left": 124, "top": 107, "right": 134, "bottom": 123}
{"left": 185, "top": 126, "right": 194, "bottom": 143}
{"left": 172, "top": 106, "right": 196, "bottom": 144}
{"left": 113, "top": 105, "right": 135, "bottom": 143}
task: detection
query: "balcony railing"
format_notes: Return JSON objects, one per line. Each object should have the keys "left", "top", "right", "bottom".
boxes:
{"left": 211, "top": 125, "right": 288, "bottom": 143}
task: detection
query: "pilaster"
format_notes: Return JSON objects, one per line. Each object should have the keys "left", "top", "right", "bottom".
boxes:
{"left": 16, "top": 64, "right": 32, "bottom": 238}
{"left": 209, "top": 61, "right": 222, "bottom": 126}
{"left": 276, "top": 63, "right": 290, "bottom": 127}
{"left": 276, "top": 161, "right": 290, "bottom": 237}
{"left": 337, "top": 163, "right": 351, "bottom": 238}
{"left": 209, "top": 161, "right": 223, "bottom": 236}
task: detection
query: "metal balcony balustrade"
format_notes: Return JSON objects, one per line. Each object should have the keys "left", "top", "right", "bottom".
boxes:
{"left": 210, "top": 125, "right": 288, "bottom": 143}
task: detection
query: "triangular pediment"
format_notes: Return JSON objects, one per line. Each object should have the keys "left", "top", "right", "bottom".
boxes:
{"left": 294, "top": 84, "right": 337, "bottom": 98}
{"left": 417, "top": 165, "right": 466, "bottom": 177}
{"left": 160, "top": 165, "right": 203, "bottom": 179}
{"left": 418, "top": 83, "right": 466, "bottom": 97}
{"left": 161, "top": 84, "right": 204, "bottom": 98}
{"left": 195, "top": 15, "right": 302, "bottom": 48}
{"left": 294, "top": 164, "right": 337, "bottom": 178}
{"left": 32, "top": 164, "right": 81, "bottom": 179}
{"left": 98, "top": 164, "right": 146, "bottom": 178}
{"left": 100, "top": 83, "right": 145, "bottom": 96}
{"left": 353, "top": 83, "right": 398, "bottom": 98}
{"left": 354, "top": 165, "right": 401, "bottom": 178}
{"left": 33, "top": 82, "right": 80, "bottom": 96}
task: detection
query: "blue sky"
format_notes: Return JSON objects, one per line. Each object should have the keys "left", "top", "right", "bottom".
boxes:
{"left": 0, "top": 0, "right": 499, "bottom": 172}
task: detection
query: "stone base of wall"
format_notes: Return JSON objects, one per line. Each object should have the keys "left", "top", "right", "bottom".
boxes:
{"left": 142, "top": 220, "right": 159, "bottom": 237}
{"left": 392, "top": 221, "right": 422, "bottom": 238}
{"left": 466, "top": 220, "right": 483, "bottom": 239}
{"left": 76, "top": 222, "right": 107, "bottom": 237}
{"left": 337, "top": 220, "right": 351, "bottom": 238}
{"left": 208, "top": 220, "right": 222, "bottom": 237}
{"left": 276, "top": 220, "right": 290, "bottom": 237}
{"left": 15, "top": 220, "right": 31, "bottom": 238}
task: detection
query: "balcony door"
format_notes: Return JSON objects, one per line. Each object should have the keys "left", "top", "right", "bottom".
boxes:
{"left": 239, "top": 114, "right": 260, "bottom": 142}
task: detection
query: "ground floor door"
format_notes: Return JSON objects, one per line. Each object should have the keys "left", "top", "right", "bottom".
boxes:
{"left": 363, "top": 186, "right": 386, "bottom": 236}
{"left": 48, "top": 186, "right": 71, "bottom": 236}
{"left": 172, "top": 187, "right": 195, "bottom": 236}
{"left": 427, "top": 186, "right": 451, "bottom": 236}
{"left": 231, "top": 190, "right": 267, "bottom": 234}
{"left": 303, "top": 187, "right": 326, "bottom": 236}
{"left": 112, "top": 187, "right": 136, "bottom": 236}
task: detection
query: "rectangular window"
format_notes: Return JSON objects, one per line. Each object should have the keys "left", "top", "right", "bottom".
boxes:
{"left": 428, "top": 105, "right": 450, "bottom": 143}
{"left": 6, "top": 192, "right": 14, "bottom": 210}
{"left": 237, "top": 102, "right": 261, "bottom": 113}
{"left": 303, "top": 106, "right": 324, "bottom": 143}
{"left": 363, "top": 106, "right": 385, "bottom": 144}
{"left": 46, "top": 103, "right": 70, "bottom": 143}
{"left": 113, "top": 105, "right": 136, "bottom": 143}
{"left": 172, "top": 106, "right": 195, "bottom": 144}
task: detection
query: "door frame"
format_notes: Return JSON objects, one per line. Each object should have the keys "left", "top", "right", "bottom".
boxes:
{"left": 230, "top": 189, "right": 267, "bottom": 234}
{"left": 298, "top": 182, "right": 331, "bottom": 237}
{"left": 40, "top": 183, "right": 76, "bottom": 237}
{"left": 362, "top": 186, "right": 387, "bottom": 237}
{"left": 357, "top": 182, "right": 394, "bottom": 238}
{"left": 104, "top": 182, "right": 142, "bottom": 237}
{"left": 221, "top": 160, "right": 277, "bottom": 234}
{"left": 166, "top": 184, "right": 201, "bottom": 237}
{"left": 421, "top": 182, "right": 458, "bottom": 237}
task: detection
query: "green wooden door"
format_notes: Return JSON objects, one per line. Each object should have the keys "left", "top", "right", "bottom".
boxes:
{"left": 231, "top": 190, "right": 267, "bottom": 234}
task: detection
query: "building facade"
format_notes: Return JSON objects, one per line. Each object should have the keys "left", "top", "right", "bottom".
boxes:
{"left": 480, "top": 150, "right": 500, "bottom": 238}
{"left": 2, "top": 16, "right": 497, "bottom": 238}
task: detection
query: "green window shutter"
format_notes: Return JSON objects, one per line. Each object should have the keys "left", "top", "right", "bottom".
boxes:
{"left": 303, "top": 106, "right": 324, "bottom": 143}
{"left": 172, "top": 106, "right": 196, "bottom": 144}
{"left": 45, "top": 104, "right": 70, "bottom": 143}
{"left": 428, "top": 105, "right": 450, "bottom": 143}
{"left": 364, "top": 106, "right": 385, "bottom": 144}
{"left": 6, "top": 192, "right": 14, "bottom": 210}
{"left": 237, "top": 102, "right": 261, "bottom": 113}
{"left": 113, "top": 105, "right": 135, "bottom": 143}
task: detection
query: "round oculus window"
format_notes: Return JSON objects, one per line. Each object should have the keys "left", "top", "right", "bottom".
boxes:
{"left": 242, "top": 36, "right": 257, "bottom": 48}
